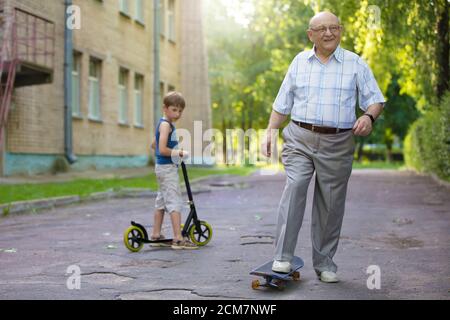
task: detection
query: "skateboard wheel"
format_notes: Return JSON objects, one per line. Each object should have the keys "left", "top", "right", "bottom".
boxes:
{"left": 251, "top": 279, "right": 260, "bottom": 290}
{"left": 188, "top": 221, "right": 213, "bottom": 246}
{"left": 123, "top": 225, "right": 145, "bottom": 252}
{"left": 293, "top": 271, "right": 301, "bottom": 281}
{"left": 273, "top": 280, "right": 285, "bottom": 290}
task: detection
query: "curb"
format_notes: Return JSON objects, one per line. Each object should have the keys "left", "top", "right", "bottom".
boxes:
{"left": 0, "top": 187, "right": 211, "bottom": 217}
{"left": 430, "top": 173, "right": 450, "bottom": 189}
{"left": 0, "top": 195, "right": 81, "bottom": 216}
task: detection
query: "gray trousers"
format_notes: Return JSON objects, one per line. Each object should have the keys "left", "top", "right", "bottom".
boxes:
{"left": 274, "top": 121, "right": 355, "bottom": 274}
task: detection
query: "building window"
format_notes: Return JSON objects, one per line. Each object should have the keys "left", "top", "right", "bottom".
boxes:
{"left": 118, "top": 68, "right": 129, "bottom": 124}
{"left": 135, "top": 0, "right": 144, "bottom": 24}
{"left": 88, "top": 58, "right": 102, "bottom": 121}
{"left": 119, "top": 0, "right": 130, "bottom": 16}
{"left": 134, "top": 74, "right": 144, "bottom": 127}
{"left": 159, "top": 0, "right": 165, "bottom": 37}
{"left": 168, "top": 0, "right": 175, "bottom": 42}
{"left": 72, "top": 52, "right": 82, "bottom": 117}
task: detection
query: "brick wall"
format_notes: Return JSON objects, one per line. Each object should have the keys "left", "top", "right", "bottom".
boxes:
{"left": 71, "top": 0, "right": 154, "bottom": 156}
{"left": 179, "top": 0, "right": 212, "bottom": 158}
{"left": 3, "top": 0, "right": 211, "bottom": 175}
{"left": 6, "top": 0, "right": 65, "bottom": 154}
{"left": 160, "top": 0, "right": 181, "bottom": 95}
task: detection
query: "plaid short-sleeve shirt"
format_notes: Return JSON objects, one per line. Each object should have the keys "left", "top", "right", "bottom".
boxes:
{"left": 273, "top": 45, "right": 386, "bottom": 129}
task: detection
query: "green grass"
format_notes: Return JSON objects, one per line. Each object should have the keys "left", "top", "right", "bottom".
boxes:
{"left": 0, "top": 162, "right": 407, "bottom": 206}
{"left": 269, "top": 161, "right": 405, "bottom": 172}
{"left": 352, "top": 161, "right": 405, "bottom": 170}
{"left": 0, "top": 166, "right": 256, "bottom": 205}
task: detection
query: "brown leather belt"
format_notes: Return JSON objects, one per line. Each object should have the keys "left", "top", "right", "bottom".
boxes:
{"left": 292, "top": 120, "right": 352, "bottom": 134}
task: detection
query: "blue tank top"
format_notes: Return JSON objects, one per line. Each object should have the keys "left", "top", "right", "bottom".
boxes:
{"left": 155, "top": 118, "right": 178, "bottom": 165}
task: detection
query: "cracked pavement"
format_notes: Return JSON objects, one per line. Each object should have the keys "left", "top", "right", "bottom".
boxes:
{"left": 0, "top": 169, "right": 449, "bottom": 300}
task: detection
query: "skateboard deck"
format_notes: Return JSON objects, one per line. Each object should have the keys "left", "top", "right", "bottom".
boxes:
{"left": 250, "top": 256, "right": 304, "bottom": 290}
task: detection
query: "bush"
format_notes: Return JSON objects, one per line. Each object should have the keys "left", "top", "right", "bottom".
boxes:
{"left": 359, "top": 149, "right": 404, "bottom": 162}
{"left": 404, "top": 93, "right": 450, "bottom": 181}
{"left": 51, "top": 156, "right": 70, "bottom": 174}
{"left": 147, "top": 155, "right": 155, "bottom": 167}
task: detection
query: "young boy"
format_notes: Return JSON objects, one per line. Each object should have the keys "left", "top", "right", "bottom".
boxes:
{"left": 150, "top": 91, "right": 198, "bottom": 250}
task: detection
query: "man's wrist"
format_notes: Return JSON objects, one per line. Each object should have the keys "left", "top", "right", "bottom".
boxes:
{"left": 363, "top": 113, "right": 375, "bottom": 124}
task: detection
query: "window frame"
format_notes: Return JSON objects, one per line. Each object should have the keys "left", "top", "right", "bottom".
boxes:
{"left": 159, "top": 0, "right": 165, "bottom": 37}
{"left": 88, "top": 57, "right": 102, "bottom": 121}
{"left": 167, "top": 0, "right": 176, "bottom": 42}
{"left": 118, "top": 67, "right": 129, "bottom": 125}
{"left": 134, "top": 0, "right": 145, "bottom": 24}
{"left": 71, "top": 51, "right": 82, "bottom": 118}
{"left": 134, "top": 73, "right": 144, "bottom": 128}
{"left": 119, "top": 0, "right": 131, "bottom": 17}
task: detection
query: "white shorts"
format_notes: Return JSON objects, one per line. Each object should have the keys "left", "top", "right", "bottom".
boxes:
{"left": 155, "top": 164, "right": 183, "bottom": 214}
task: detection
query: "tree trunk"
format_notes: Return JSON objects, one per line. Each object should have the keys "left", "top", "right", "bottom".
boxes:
{"left": 248, "top": 106, "right": 253, "bottom": 130}
{"left": 222, "top": 116, "right": 226, "bottom": 166}
{"left": 386, "top": 147, "right": 393, "bottom": 163}
{"left": 241, "top": 106, "right": 246, "bottom": 132}
{"left": 436, "top": 0, "right": 449, "bottom": 100}
{"left": 0, "top": 128, "right": 4, "bottom": 176}
{"left": 356, "top": 140, "right": 365, "bottom": 162}
{"left": 226, "top": 119, "right": 233, "bottom": 167}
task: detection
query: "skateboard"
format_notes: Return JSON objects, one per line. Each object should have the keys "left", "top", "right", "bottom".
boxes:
{"left": 250, "top": 256, "right": 304, "bottom": 290}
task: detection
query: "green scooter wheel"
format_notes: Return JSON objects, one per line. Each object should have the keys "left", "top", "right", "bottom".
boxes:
{"left": 123, "top": 225, "right": 145, "bottom": 252}
{"left": 188, "top": 221, "right": 213, "bottom": 246}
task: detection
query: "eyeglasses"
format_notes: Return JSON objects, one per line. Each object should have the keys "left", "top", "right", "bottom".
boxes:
{"left": 309, "top": 25, "right": 342, "bottom": 34}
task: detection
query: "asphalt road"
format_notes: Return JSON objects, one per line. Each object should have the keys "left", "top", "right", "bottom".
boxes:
{"left": 0, "top": 169, "right": 449, "bottom": 300}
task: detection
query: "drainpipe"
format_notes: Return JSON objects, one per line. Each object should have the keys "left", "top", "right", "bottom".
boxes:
{"left": 153, "top": 0, "right": 161, "bottom": 130}
{"left": 64, "top": 0, "right": 76, "bottom": 164}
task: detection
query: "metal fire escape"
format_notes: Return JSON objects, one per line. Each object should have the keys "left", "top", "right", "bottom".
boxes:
{"left": 0, "top": 1, "right": 55, "bottom": 149}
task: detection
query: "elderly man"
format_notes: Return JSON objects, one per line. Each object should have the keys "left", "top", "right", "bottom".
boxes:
{"left": 263, "top": 11, "right": 385, "bottom": 283}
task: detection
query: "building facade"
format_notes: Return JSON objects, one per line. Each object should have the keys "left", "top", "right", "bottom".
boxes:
{"left": 0, "top": 0, "right": 211, "bottom": 176}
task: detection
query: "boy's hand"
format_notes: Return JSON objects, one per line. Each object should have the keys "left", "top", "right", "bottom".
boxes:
{"left": 179, "top": 149, "right": 190, "bottom": 158}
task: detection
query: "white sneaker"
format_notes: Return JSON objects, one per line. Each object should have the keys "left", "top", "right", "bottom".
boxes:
{"left": 319, "top": 271, "right": 339, "bottom": 283}
{"left": 272, "top": 260, "right": 291, "bottom": 273}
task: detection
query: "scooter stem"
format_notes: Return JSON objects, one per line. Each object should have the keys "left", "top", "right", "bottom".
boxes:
{"left": 181, "top": 161, "right": 194, "bottom": 202}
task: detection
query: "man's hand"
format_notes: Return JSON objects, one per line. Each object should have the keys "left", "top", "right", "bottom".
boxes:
{"left": 352, "top": 115, "right": 373, "bottom": 136}
{"left": 262, "top": 111, "right": 287, "bottom": 157}
{"left": 261, "top": 133, "right": 272, "bottom": 157}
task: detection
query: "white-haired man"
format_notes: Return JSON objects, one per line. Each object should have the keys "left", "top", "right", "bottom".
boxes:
{"left": 263, "top": 11, "right": 385, "bottom": 283}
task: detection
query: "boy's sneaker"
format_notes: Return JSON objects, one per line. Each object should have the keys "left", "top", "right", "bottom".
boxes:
{"left": 150, "top": 235, "right": 171, "bottom": 247}
{"left": 172, "top": 239, "right": 199, "bottom": 250}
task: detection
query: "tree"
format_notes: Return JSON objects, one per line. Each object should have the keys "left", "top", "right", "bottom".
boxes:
{"left": 368, "top": 76, "right": 419, "bottom": 161}
{"left": 206, "top": 0, "right": 445, "bottom": 162}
